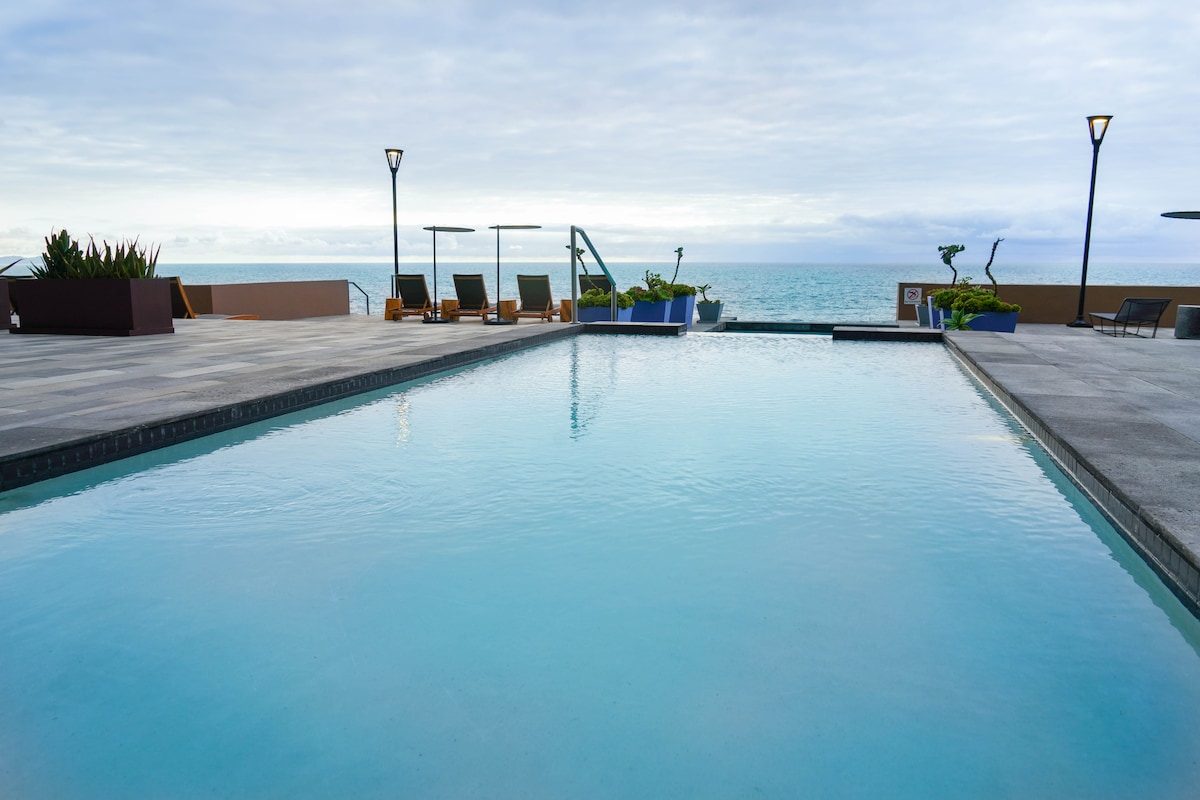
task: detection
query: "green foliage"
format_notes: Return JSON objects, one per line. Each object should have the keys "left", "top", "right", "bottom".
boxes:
{"left": 941, "top": 309, "right": 983, "bottom": 331}
{"left": 627, "top": 284, "right": 673, "bottom": 302}
{"left": 33, "top": 230, "right": 159, "bottom": 279}
{"left": 696, "top": 283, "right": 720, "bottom": 303}
{"left": 938, "top": 243, "right": 964, "bottom": 285}
{"left": 629, "top": 270, "right": 674, "bottom": 301}
{"left": 578, "top": 288, "right": 634, "bottom": 309}
{"left": 930, "top": 278, "right": 1020, "bottom": 313}
{"left": 665, "top": 283, "right": 695, "bottom": 296}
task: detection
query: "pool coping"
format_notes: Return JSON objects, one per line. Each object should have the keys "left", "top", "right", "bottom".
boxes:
{"left": 944, "top": 332, "right": 1200, "bottom": 618}
{"left": 0, "top": 322, "right": 582, "bottom": 492}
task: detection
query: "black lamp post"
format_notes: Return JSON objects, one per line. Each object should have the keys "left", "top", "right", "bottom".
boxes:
{"left": 485, "top": 225, "right": 542, "bottom": 325}
{"left": 385, "top": 148, "right": 403, "bottom": 300}
{"left": 1068, "top": 116, "right": 1112, "bottom": 327}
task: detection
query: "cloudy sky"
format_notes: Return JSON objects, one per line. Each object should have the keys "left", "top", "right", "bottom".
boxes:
{"left": 2, "top": 0, "right": 1199, "bottom": 265}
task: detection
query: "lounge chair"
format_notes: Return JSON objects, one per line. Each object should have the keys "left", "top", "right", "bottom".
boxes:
{"left": 387, "top": 274, "right": 434, "bottom": 321}
{"left": 452, "top": 274, "right": 497, "bottom": 321}
{"left": 513, "top": 275, "right": 561, "bottom": 323}
{"left": 579, "top": 273, "right": 613, "bottom": 294}
{"left": 1089, "top": 297, "right": 1172, "bottom": 338}
{"left": 169, "top": 277, "right": 258, "bottom": 320}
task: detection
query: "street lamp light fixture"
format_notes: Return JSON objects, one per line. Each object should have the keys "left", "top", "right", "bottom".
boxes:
{"left": 385, "top": 149, "right": 404, "bottom": 302}
{"left": 1068, "top": 116, "right": 1112, "bottom": 328}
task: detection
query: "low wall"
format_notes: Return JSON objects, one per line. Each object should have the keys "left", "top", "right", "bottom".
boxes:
{"left": 186, "top": 280, "right": 350, "bottom": 320}
{"left": 896, "top": 283, "right": 1200, "bottom": 326}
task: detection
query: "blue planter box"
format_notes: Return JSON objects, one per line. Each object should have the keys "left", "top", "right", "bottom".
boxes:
{"left": 934, "top": 308, "right": 1019, "bottom": 333}
{"left": 578, "top": 305, "right": 633, "bottom": 322}
{"left": 631, "top": 299, "right": 671, "bottom": 322}
{"left": 669, "top": 294, "right": 696, "bottom": 327}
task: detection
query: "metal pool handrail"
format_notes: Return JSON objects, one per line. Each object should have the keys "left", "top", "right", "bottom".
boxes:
{"left": 570, "top": 226, "right": 618, "bottom": 322}
{"left": 348, "top": 281, "right": 370, "bottom": 316}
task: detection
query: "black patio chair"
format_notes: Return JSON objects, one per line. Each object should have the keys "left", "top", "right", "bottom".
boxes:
{"left": 1089, "top": 297, "right": 1172, "bottom": 338}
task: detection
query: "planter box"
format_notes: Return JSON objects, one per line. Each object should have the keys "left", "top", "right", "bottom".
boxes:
{"left": 11, "top": 278, "right": 174, "bottom": 336}
{"left": 1, "top": 278, "right": 12, "bottom": 330}
{"left": 578, "top": 305, "right": 633, "bottom": 322}
{"left": 934, "top": 307, "right": 1018, "bottom": 333}
{"left": 697, "top": 301, "right": 723, "bottom": 323}
{"left": 669, "top": 294, "right": 696, "bottom": 327}
{"left": 630, "top": 299, "right": 671, "bottom": 322}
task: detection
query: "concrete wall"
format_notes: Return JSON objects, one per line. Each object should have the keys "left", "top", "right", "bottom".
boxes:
{"left": 187, "top": 280, "right": 350, "bottom": 320}
{"left": 896, "top": 283, "right": 1200, "bottom": 326}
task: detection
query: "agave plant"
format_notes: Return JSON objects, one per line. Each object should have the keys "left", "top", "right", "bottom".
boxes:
{"left": 32, "top": 230, "right": 160, "bottom": 280}
{"left": 941, "top": 308, "right": 983, "bottom": 331}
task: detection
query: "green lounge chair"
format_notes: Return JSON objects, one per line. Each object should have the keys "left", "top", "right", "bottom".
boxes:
{"left": 513, "top": 275, "right": 561, "bottom": 322}
{"left": 388, "top": 274, "right": 434, "bottom": 320}
{"left": 452, "top": 274, "right": 498, "bottom": 321}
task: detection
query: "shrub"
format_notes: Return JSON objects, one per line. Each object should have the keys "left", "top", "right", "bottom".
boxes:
{"left": 578, "top": 288, "right": 634, "bottom": 309}
{"left": 931, "top": 279, "right": 1020, "bottom": 313}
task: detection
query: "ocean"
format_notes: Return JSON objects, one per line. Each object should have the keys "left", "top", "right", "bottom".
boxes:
{"left": 11, "top": 261, "right": 1200, "bottom": 321}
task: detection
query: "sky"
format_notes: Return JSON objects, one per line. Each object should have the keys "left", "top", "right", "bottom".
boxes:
{"left": 2, "top": 0, "right": 1199, "bottom": 266}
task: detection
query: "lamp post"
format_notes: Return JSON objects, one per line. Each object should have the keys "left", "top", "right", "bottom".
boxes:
{"left": 385, "top": 148, "right": 403, "bottom": 301}
{"left": 485, "top": 225, "right": 542, "bottom": 325}
{"left": 1068, "top": 116, "right": 1112, "bottom": 327}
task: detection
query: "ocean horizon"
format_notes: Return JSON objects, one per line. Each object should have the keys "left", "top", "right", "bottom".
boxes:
{"left": 6, "top": 260, "right": 1200, "bottom": 322}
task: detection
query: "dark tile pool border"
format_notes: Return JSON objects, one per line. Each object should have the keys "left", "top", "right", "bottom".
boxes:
{"left": 945, "top": 337, "right": 1200, "bottom": 617}
{"left": 1, "top": 324, "right": 582, "bottom": 492}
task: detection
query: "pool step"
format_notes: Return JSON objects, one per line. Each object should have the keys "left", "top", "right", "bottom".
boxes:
{"left": 832, "top": 326, "right": 944, "bottom": 342}
{"left": 581, "top": 322, "right": 686, "bottom": 336}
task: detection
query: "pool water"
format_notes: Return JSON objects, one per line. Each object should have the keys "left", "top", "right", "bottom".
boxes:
{"left": 2, "top": 334, "right": 1200, "bottom": 798}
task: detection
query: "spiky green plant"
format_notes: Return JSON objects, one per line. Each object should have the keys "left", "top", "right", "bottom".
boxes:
{"left": 32, "top": 230, "right": 160, "bottom": 280}
{"left": 941, "top": 309, "right": 983, "bottom": 331}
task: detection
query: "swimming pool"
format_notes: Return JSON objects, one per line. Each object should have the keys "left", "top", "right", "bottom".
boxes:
{"left": 2, "top": 334, "right": 1199, "bottom": 798}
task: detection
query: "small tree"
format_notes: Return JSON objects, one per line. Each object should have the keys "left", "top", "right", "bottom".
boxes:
{"left": 670, "top": 246, "right": 684, "bottom": 284}
{"left": 983, "top": 237, "right": 1004, "bottom": 294}
{"left": 938, "top": 244, "right": 965, "bottom": 286}
{"left": 566, "top": 245, "right": 589, "bottom": 275}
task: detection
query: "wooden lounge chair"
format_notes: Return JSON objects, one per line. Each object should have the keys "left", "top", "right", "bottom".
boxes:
{"left": 1089, "top": 297, "right": 1172, "bottom": 338}
{"left": 386, "top": 274, "right": 435, "bottom": 321}
{"left": 579, "top": 273, "right": 613, "bottom": 294}
{"left": 169, "top": 278, "right": 258, "bottom": 320}
{"left": 513, "top": 275, "right": 561, "bottom": 322}
{"left": 452, "top": 274, "right": 497, "bottom": 321}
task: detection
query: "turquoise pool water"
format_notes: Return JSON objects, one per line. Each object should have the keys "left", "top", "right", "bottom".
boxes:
{"left": 2, "top": 334, "right": 1200, "bottom": 798}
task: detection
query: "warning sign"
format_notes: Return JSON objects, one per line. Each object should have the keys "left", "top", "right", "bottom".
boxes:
{"left": 903, "top": 287, "right": 923, "bottom": 305}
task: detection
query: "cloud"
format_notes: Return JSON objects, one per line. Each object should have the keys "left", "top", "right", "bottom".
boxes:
{"left": 2, "top": 0, "right": 1199, "bottom": 262}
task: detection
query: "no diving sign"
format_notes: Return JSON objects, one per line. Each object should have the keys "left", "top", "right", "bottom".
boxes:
{"left": 903, "top": 287, "right": 923, "bottom": 305}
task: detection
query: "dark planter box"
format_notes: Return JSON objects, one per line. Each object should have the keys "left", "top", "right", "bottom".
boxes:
{"left": 578, "top": 305, "right": 633, "bottom": 322}
{"left": 11, "top": 278, "right": 174, "bottom": 336}
{"left": 669, "top": 294, "right": 696, "bottom": 327}
{"left": 1, "top": 279, "right": 12, "bottom": 330}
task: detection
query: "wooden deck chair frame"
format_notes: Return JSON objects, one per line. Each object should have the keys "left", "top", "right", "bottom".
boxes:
{"left": 169, "top": 277, "right": 258, "bottom": 320}
{"left": 387, "top": 274, "right": 435, "bottom": 321}
{"left": 1088, "top": 297, "right": 1172, "bottom": 338}
{"left": 451, "top": 274, "right": 497, "bottom": 321}
{"left": 513, "top": 274, "right": 560, "bottom": 322}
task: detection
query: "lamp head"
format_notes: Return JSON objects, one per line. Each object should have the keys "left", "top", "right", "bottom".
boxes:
{"left": 385, "top": 148, "right": 404, "bottom": 172}
{"left": 1087, "top": 116, "right": 1112, "bottom": 147}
